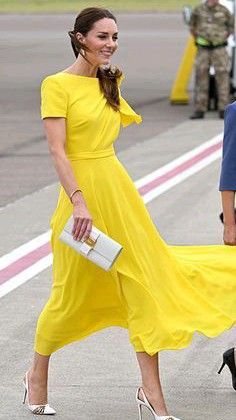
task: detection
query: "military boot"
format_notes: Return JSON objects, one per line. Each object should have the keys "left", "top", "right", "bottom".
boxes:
{"left": 190, "top": 111, "right": 205, "bottom": 120}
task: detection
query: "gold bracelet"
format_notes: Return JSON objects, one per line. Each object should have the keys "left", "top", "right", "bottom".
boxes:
{"left": 69, "top": 188, "right": 82, "bottom": 203}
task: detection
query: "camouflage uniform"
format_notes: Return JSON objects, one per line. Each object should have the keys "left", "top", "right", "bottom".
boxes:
{"left": 190, "top": 2, "right": 234, "bottom": 112}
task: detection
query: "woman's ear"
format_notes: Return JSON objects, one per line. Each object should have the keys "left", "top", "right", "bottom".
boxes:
{"left": 75, "top": 32, "right": 84, "bottom": 44}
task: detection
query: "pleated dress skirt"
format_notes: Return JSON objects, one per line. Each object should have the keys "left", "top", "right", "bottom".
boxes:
{"left": 35, "top": 150, "right": 236, "bottom": 356}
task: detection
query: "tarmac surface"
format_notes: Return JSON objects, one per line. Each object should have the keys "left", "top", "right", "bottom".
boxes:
{"left": 0, "top": 12, "right": 235, "bottom": 420}
{"left": 0, "top": 13, "right": 191, "bottom": 206}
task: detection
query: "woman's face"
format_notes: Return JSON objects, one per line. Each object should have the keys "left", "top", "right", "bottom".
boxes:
{"left": 207, "top": 0, "right": 219, "bottom": 6}
{"left": 77, "top": 18, "right": 118, "bottom": 66}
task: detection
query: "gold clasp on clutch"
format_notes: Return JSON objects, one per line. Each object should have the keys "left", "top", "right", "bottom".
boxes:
{"left": 85, "top": 237, "right": 97, "bottom": 248}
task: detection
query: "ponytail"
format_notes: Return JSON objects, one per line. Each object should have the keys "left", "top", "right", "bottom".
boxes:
{"left": 97, "top": 66, "right": 122, "bottom": 111}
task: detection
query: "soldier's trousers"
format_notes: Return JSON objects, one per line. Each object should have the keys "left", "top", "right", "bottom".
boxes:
{"left": 194, "top": 46, "right": 231, "bottom": 112}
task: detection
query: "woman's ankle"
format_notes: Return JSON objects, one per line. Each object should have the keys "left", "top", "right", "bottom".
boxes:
{"left": 140, "top": 385, "right": 169, "bottom": 415}
{"left": 28, "top": 368, "right": 48, "bottom": 386}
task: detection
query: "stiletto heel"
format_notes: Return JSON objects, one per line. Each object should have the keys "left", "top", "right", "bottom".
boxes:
{"left": 22, "top": 372, "right": 56, "bottom": 415}
{"left": 23, "top": 387, "right": 27, "bottom": 404}
{"left": 138, "top": 403, "right": 143, "bottom": 420}
{"left": 136, "top": 387, "right": 182, "bottom": 420}
{"left": 218, "top": 348, "right": 236, "bottom": 390}
{"left": 218, "top": 361, "right": 226, "bottom": 374}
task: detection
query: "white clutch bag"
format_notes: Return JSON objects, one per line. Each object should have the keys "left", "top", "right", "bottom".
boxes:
{"left": 59, "top": 217, "right": 123, "bottom": 271}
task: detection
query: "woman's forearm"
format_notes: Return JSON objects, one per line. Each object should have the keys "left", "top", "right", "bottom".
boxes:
{"left": 221, "top": 190, "right": 236, "bottom": 225}
{"left": 43, "top": 118, "right": 84, "bottom": 206}
{"left": 51, "top": 151, "right": 83, "bottom": 203}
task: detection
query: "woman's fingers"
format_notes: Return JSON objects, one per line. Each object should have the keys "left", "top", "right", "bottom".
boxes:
{"left": 78, "top": 219, "right": 88, "bottom": 241}
{"left": 73, "top": 217, "right": 83, "bottom": 239}
{"left": 82, "top": 219, "right": 93, "bottom": 242}
{"left": 73, "top": 217, "right": 92, "bottom": 241}
{"left": 73, "top": 218, "right": 86, "bottom": 241}
{"left": 72, "top": 218, "right": 79, "bottom": 235}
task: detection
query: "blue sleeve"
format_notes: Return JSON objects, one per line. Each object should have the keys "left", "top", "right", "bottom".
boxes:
{"left": 219, "top": 103, "right": 236, "bottom": 191}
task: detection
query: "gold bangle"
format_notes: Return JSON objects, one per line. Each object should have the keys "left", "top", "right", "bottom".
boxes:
{"left": 69, "top": 188, "right": 82, "bottom": 203}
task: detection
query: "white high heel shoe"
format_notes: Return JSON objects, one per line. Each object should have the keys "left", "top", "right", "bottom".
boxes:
{"left": 136, "top": 387, "right": 182, "bottom": 420}
{"left": 22, "top": 372, "right": 56, "bottom": 415}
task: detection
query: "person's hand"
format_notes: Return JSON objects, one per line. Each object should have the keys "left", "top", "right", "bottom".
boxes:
{"left": 72, "top": 196, "right": 93, "bottom": 242}
{"left": 223, "top": 224, "right": 236, "bottom": 246}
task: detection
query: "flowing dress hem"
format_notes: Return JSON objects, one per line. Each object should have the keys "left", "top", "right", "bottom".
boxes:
{"left": 34, "top": 316, "right": 236, "bottom": 357}
{"left": 34, "top": 319, "right": 127, "bottom": 356}
{"left": 135, "top": 319, "right": 236, "bottom": 356}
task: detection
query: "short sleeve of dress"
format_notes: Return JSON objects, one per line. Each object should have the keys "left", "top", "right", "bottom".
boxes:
{"left": 41, "top": 76, "right": 68, "bottom": 119}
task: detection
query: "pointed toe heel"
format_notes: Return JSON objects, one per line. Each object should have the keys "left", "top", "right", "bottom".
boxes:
{"left": 22, "top": 372, "right": 56, "bottom": 415}
{"left": 136, "top": 387, "right": 182, "bottom": 420}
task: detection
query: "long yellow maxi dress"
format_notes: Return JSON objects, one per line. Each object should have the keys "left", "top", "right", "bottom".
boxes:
{"left": 35, "top": 72, "right": 236, "bottom": 356}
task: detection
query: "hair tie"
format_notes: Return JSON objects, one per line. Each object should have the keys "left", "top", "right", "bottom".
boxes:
{"left": 68, "top": 30, "right": 75, "bottom": 40}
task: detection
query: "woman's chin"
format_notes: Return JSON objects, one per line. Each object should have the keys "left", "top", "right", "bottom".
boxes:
{"left": 100, "top": 58, "right": 111, "bottom": 66}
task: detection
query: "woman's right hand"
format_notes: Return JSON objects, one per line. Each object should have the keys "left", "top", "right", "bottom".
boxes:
{"left": 71, "top": 194, "right": 93, "bottom": 242}
{"left": 223, "top": 224, "right": 236, "bottom": 246}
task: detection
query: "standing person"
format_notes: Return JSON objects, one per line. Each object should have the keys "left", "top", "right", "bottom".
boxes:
{"left": 23, "top": 7, "right": 236, "bottom": 419}
{"left": 218, "top": 102, "right": 236, "bottom": 391}
{"left": 189, "top": 0, "right": 234, "bottom": 120}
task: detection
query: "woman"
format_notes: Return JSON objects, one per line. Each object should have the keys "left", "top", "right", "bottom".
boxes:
{"left": 23, "top": 7, "right": 236, "bottom": 419}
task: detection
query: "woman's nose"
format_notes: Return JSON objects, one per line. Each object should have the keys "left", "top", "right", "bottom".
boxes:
{"left": 106, "top": 38, "right": 116, "bottom": 48}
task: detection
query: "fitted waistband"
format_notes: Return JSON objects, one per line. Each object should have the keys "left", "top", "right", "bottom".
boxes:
{"left": 67, "top": 147, "right": 115, "bottom": 161}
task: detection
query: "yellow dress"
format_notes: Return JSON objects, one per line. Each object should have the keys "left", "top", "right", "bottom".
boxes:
{"left": 35, "top": 72, "right": 236, "bottom": 356}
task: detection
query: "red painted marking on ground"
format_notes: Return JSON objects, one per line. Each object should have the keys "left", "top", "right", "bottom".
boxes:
{"left": 0, "top": 140, "right": 222, "bottom": 286}
{"left": 138, "top": 142, "right": 222, "bottom": 195}
{"left": 0, "top": 242, "right": 51, "bottom": 285}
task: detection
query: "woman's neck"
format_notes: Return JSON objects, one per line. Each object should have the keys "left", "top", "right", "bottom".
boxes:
{"left": 64, "top": 56, "right": 99, "bottom": 78}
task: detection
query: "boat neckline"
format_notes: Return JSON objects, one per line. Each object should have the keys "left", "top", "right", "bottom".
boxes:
{"left": 58, "top": 71, "right": 99, "bottom": 80}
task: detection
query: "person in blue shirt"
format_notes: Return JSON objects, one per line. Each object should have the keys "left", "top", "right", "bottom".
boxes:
{"left": 220, "top": 102, "right": 236, "bottom": 245}
{"left": 219, "top": 102, "right": 236, "bottom": 391}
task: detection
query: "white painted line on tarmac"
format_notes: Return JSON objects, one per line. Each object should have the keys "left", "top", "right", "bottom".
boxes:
{"left": 0, "top": 231, "right": 50, "bottom": 271}
{"left": 135, "top": 134, "right": 222, "bottom": 189}
{"left": 142, "top": 148, "right": 221, "bottom": 203}
{"left": 0, "top": 133, "right": 223, "bottom": 298}
{"left": 138, "top": 134, "right": 222, "bottom": 203}
{"left": 0, "top": 255, "right": 52, "bottom": 298}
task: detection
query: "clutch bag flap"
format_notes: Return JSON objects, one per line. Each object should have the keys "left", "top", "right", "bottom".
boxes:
{"left": 59, "top": 217, "right": 123, "bottom": 271}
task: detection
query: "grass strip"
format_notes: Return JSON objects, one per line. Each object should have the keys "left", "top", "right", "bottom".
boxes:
{"left": 0, "top": 0, "right": 200, "bottom": 13}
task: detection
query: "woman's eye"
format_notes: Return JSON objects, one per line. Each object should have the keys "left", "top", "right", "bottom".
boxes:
{"left": 98, "top": 35, "right": 118, "bottom": 41}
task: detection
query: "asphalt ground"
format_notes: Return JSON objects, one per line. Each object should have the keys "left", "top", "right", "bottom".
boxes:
{"left": 0, "top": 12, "right": 236, "bottom": 420}
{"left": 0, "top": 13, "right": 191, "bottom": 206}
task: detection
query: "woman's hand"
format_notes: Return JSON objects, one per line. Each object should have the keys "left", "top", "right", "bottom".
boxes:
{"left": 71, "top": 193, "right": 93, "bottom": 242}
{"left": 223, "top": 224, "right": 236, "bottom": 246}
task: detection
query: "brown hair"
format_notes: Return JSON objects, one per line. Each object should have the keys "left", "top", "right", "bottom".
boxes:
{"left": 68, "top": 7, "right": 122, "bottom": 111}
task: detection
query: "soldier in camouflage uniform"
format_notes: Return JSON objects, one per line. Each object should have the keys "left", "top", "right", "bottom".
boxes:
{"left": 190, "top": 0, "right": 234, "bottom": 119}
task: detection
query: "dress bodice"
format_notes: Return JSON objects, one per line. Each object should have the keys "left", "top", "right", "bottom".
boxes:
{"left": 41, "top": 72, "right": 142, "bottom": 160}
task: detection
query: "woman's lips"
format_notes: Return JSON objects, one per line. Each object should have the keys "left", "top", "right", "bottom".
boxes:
{"left": 100, "top": 50, "right": 113, "bottom": 57}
